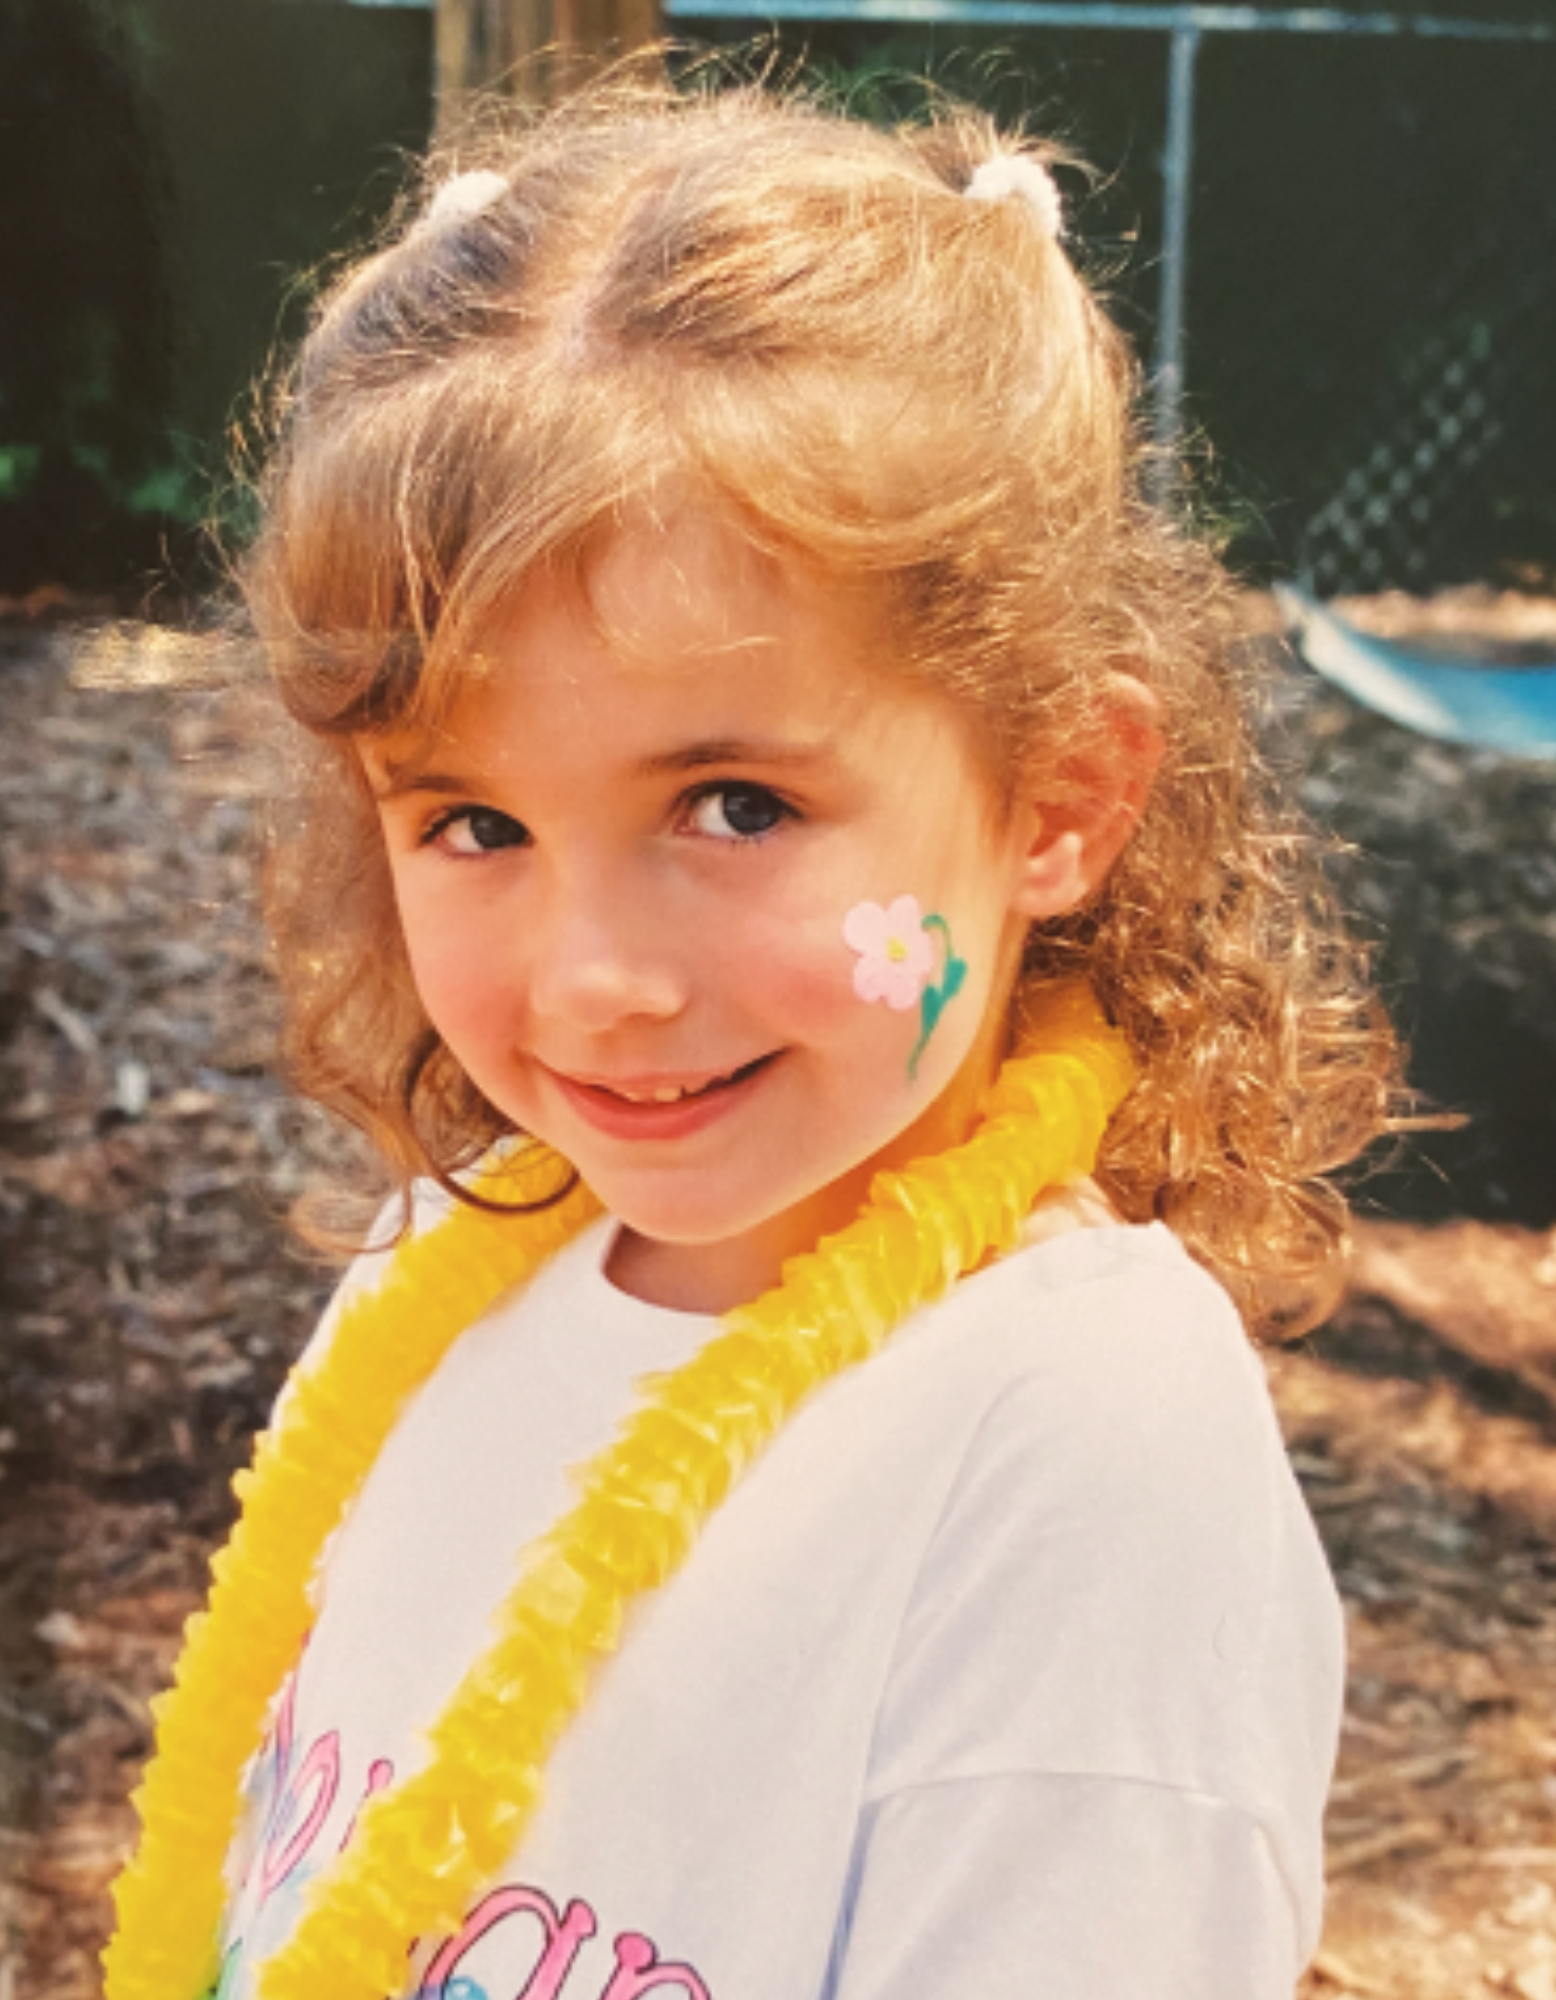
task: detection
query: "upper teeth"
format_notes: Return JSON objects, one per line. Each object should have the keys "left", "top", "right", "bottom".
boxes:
{"left": 615, "top": 1074, "right": 730, "bottom": 1105}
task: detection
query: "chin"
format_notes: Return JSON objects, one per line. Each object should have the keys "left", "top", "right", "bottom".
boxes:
{"left": 603, "top": 1190, "right": 769, "bottom": 1251}
{"left": 597, "top": 1156, "right": 830, "bottom": 1245}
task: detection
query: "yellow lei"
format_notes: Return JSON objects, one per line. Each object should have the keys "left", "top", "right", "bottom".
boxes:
{"left": 104, "top": 984, "right": 1131, "bottom": 2000}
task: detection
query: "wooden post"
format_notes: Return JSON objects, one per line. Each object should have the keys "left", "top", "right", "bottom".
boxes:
{"left": 436, "top": 0, "right": 662, "bottom": 127}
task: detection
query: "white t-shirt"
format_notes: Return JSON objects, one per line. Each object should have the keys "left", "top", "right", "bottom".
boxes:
{"left": 216, "top": 1210, "right": 1343, "bottom": 2000}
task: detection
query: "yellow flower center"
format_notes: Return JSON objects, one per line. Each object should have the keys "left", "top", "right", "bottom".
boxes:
{"left": 886, "top": 937, "right": 909, "bottom": 963}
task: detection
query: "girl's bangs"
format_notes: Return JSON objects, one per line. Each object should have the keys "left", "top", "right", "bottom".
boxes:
{"left": 259, "top": 359, "right": 673, "bottom": 741}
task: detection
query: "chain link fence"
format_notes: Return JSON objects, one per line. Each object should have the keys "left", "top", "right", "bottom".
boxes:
{"left": 681, "top": 5, "right": 1556, "bottom": 593}
{"left": 1296, "top": 200, "right": 1556, "bottom": 596}
{"left": 1145, "top": 23, "right": 1556, "bottom": 591}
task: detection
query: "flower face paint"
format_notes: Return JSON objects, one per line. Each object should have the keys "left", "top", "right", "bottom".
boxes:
{"left": 843, "top": 895, "right": 934, "bottom": 1011}
{"left": 844, "top": 896, "right": 969, "bottom": 1078}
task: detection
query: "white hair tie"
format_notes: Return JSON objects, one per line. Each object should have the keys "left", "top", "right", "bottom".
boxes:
{"left": 425, "top": 168, "right": 509, "bottom": 228}
{"left": 965, "top": 154, "right": 1064, "bottom": 240}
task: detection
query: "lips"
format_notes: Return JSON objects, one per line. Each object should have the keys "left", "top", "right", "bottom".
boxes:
{"left": 542, "top": 1053, "right": 779, "bottom": 1140}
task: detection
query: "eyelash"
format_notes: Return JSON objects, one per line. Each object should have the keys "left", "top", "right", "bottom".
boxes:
{"left": 418, "top": 782, "right": 797, "bottom": 857}
{"left": 679, "top": 781, "right": 797, "bottom": 844}
{"left": 420, "top": 804, "right": 530, "bottom": 856}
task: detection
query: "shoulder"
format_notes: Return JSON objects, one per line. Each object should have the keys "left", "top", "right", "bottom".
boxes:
{"left": 850, "top": 1220, "right": 1294, "bottom": 1579}
{"left": 870, "top": 1221, "right": 1343, "bottom": 1847}
{"left": 942, "top": 1219, "right": 1271, "bottom": 1473}
{"left": 928, "top": 1223, "right": 1323, "bottom": 1632}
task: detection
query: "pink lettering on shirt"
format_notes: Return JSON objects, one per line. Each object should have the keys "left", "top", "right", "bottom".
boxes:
{"left": 600, "top": 1933, "right": 713, "bottom": 2000}
{"left": 339, "top": 1755, "right": 396, "bottom": 1851}
{"left": 418, "top": 1884, "right": 599, "bottom": 2000}
{"left": 233, "top": 1669, "right": 299, "bottom": 1899}
{"left": 258, "top": 1728, "right": 341, "bottom": 1899}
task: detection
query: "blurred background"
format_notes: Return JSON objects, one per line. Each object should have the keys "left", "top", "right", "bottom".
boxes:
{"left": 2, "top": 4, "right": 1555, "bottom": 1995}
{"left": 4, "top": 0, "right": 1555, "bottom": 598}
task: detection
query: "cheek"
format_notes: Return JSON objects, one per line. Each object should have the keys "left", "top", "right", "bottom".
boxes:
{"left": 393, "top": 888, "right": 511, "bottom": 1051}
{"left": 733, "top": 898, "right": 930, "bottom": 1077}
{"left": 725, "top": 900, "right": 862, "bottom": 1041}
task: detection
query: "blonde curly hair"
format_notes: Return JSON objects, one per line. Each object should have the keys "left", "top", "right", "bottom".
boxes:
{"left": 245, "top": 70, "right": 1402, "bottom": 1337}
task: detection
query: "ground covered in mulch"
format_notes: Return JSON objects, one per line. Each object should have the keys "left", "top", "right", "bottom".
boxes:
{"left": 3, "top": 597, "right": 1556, "bottom": 1998}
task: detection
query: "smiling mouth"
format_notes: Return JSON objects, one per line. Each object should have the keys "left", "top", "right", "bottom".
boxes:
{"left": 567, "top": 1053, "right": 777, "bottom": 1106}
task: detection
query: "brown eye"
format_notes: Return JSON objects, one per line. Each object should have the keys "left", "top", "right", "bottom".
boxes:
{"left": 429, "top": 806, "right": 531, "bottom": 854}
{"left": 685, "top": 784, "right": 792, "bottom": 842}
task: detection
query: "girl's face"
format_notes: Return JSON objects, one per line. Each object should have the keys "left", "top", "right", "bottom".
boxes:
{"left": 365, "top": 510, "right": 1076, "bottom": 1313}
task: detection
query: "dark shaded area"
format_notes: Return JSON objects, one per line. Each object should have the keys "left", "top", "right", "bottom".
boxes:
{"left": 1257, "top": 578, "right": 1556, "bottom": 1229}
{"left": 133, "top": 0, "right": 432, "bottom": 447}
{"left": 0, "top": 0, "right": 432, "bottom": 600}
{"left": 1316, "top": 1291, "right": 1556, "bottom": 1436}
{"left": 1375, "top": 977, "right": 1556, "bottom": 1225}
{"left": 1269, "top": 629, "right": 1556, "bottom": 1226}
{"left": 0, "top": 0, "right": 181, "bottom": 594}
{"left": 1190, "top": 35, "right": 1556, "bottom": 588}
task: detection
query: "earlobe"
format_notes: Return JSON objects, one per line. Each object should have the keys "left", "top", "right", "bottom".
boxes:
{"left": 1009, "top": 679, "right": 1163, "bottom": 920}
{"left": 1012, "top": 828, "right": 1092, "bottom": 919}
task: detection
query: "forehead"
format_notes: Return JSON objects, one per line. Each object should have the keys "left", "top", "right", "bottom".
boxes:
{"left": 583, "top": 503, "right": 805, "bottom": 661}
{"left": 461, "top": 502, "right": 893, "bottom": 727}
{"left": 560, "top": 501, "right": 890, "bottom": 692}
{"left": 372, "top": 499, "right": 1004, "bottom": 814}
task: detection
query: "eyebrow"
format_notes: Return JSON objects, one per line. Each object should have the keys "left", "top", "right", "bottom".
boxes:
{"left": 367, "top": 764, "right": 475, "bottom": 804}
{"left": 370, "top": 736, "right": 836, "bottom": 801}
{"left": 632, "top": 736, "right": 836, "bottom": 778}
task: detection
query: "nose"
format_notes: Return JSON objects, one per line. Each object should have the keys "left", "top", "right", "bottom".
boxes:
{"left": 526, "top": 872, "right": 689, "bottom": 1033}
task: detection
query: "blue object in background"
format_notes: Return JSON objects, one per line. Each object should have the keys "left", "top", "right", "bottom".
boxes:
{"left": 1276, "top": 584, "right": 1556, "bottom": 760}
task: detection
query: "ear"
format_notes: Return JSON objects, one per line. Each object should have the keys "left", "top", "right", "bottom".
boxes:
{"left": 1009, "top": 678, "right": 1163, "bottom": 921}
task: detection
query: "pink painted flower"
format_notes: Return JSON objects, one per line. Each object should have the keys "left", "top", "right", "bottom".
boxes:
{"left": 843, "top": 896, "right": 936, "bottom": 1012}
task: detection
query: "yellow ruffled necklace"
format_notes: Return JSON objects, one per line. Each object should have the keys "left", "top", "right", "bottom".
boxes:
{"left": 104, "top": 984, "right": 1130, "bottom": 2000}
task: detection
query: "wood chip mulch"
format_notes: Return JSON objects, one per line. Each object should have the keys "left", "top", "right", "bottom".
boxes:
{"left": 2, "top": 608, "right": 1555, "bottom": 2000}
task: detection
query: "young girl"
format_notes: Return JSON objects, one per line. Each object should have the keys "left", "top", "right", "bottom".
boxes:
{"left": 106, "top": 75, "right": 1398, "bottom": 2000}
